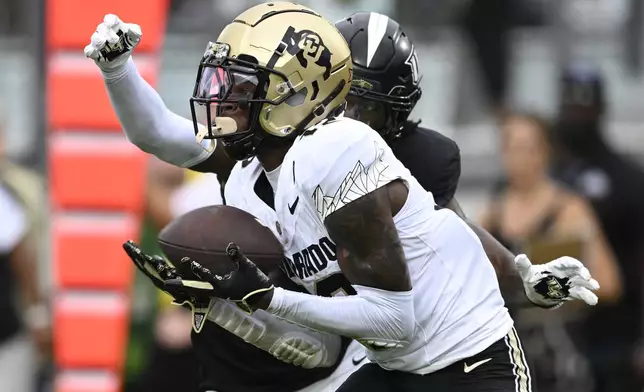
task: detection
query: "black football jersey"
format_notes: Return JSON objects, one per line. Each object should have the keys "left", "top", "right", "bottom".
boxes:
{"left": 391, "top": 122, "right": 461, "bottom": 207}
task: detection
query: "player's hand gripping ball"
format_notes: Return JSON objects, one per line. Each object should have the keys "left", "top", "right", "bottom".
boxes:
{"left": 166, "top": 243, "right": 275, "bottom": 314}
{"left": 156, "top": 205, "right": 285, "bottom": 314}
{"left": 122, "top": 240, "right": 214, "bottom": 333}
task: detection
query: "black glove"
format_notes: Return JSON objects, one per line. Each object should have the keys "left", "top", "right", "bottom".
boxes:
{"left": 165, "top": 242, "right": 274, "bottom": 314}
{"left": 122, "top": 240, "right": 214, "bottom": 332}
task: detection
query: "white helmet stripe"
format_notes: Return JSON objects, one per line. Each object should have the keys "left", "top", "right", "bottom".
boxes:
{"left": 366, "top": 12, "right": 390, "bottom": 67}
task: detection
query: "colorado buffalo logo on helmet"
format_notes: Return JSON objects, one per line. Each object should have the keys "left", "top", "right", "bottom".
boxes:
{"left": 284, "top": 27, "right": 333, "bottom": 81}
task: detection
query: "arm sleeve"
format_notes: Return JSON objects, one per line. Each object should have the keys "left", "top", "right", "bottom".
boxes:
{"left": 102, "top": 58, "right": 215, "bottom": 168}
{"left": 208, "top": 298, "right": 342, "bottom": 368}
{"left": 268, "top": 285, "right": 414, "bottom": 348}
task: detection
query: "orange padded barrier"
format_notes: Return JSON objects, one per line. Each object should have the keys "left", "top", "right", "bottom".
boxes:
{"left": 47, "top": 0, "right": 168, "bottom": 52}
{"left": 49, "top": 134, "right": 147, "bottom": 212}
{"left": 47, "top": 0, "right": 168, "bottom": 387}
{"left": 47, "top": 56, "right": 158, "bottom": 131}
{"left": 54, "top": 295, "right": 129, "bottom": 369}
{"left": 55, "top": 372, "right": 120, "bottom": 392}
{"left": 53, "top": 214, "right": 138, "bottom": 290}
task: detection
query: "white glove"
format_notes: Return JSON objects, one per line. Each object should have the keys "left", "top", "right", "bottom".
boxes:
{"left": 515, "top": 254, "right": 600, "bottom": 308}
{"left": 208, "top": 298, "right": 340, "bottom": 368}
{"left": 83, "top": 14, "right": 142, "bottom": 71}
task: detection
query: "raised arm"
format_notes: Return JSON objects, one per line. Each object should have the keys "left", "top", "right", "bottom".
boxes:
{"left": 85, "top": 14, "right": 235, "bottom": 180}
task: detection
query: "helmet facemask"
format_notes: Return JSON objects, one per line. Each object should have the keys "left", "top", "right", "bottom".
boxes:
{"left": 189, "top": 42, "right": 299, "bottom": 161}
{"left": 346, "top": 81, "right": 421, "bottom": 142}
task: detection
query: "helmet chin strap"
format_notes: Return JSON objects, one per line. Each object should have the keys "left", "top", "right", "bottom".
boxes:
{"left": 195, "top": 117, "right": 238, "bottom": 143}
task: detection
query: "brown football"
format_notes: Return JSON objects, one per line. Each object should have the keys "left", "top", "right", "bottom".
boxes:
{"left": 158, "top": 205, "right": 284, "bottom": 277}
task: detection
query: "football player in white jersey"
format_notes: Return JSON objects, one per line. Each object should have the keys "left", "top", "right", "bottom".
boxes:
{"left": 157, "top": 4, "right": 527, "bottom": 390}
{"left": 84, "top": 3, "right": 600, "bottom": 391}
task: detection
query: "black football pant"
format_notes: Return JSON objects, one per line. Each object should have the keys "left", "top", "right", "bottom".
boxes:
{"left": 136, "top": 342, "right": 200, "bottom": 392}
{"left": 336, "top": 327, "right": 536, "bottom": 392}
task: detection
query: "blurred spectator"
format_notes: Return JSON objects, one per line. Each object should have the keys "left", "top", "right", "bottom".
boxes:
{"left": 455, "top": 0, "right": 547, "bottom": 123}
{"left": 0, "top": 117, "right": 50, "bottom": 392}
{"left": 551, "top": 63, "right": 644, "bottom": 392}
{"left": 0, "top": 0, "right": 30, "bottom": 36}
{"left": 459, "top": 0, "right": 512, "bottom": 121}
{"left": 479, "top": 111, "right": 622, "bottom": 392}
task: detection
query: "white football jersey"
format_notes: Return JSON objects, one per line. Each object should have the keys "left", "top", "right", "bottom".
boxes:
{"left": 225, "top": 117, "right": 513, "bottom": 374}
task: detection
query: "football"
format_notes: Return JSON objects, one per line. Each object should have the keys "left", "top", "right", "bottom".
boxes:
{"left": 158, "top": 205, "right": 285, "bottom": 277}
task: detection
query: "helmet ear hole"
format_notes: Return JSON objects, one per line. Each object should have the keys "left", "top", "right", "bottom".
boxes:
{"left": 285, "top": 89, "right": 307, "bottom": 107}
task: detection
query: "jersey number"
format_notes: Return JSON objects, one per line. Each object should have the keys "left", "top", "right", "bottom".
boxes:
{"left": 315, "top": 273, "right": 357, "bottom": 297}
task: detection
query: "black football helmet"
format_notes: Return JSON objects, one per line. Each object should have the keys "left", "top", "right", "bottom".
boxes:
{"left": 335, "top": 12, "right": 422, "bottom": 141}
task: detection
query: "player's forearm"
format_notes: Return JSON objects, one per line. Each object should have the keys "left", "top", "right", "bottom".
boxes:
{"left": 266, "top": 285, "right": 415, "bottom": 348}
{"left": 465, "top": 222, "right": 529, "bottom": 307}
{"left": 101, "top": 58, "right": 214, "bottom": 168}
{"left": 445, "top": 198, "right": 527, "bottom": 306}
{"left": 208, "top": 299, "right": 341, "bottom": 368}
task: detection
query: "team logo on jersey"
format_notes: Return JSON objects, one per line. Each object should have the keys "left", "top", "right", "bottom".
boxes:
{"left": 282, "top": 237, "right": 337, "bottom": 279}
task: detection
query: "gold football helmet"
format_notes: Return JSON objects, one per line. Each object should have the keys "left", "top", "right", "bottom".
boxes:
{"left": 189, "top": 2, "right": 353, "bottom": 160}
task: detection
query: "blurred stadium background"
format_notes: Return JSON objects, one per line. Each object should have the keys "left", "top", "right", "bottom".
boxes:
{"left": 0, "top": 0, "right": 643, "bottom": 391}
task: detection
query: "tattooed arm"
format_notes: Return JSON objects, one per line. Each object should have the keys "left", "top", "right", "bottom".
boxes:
{"left": 445, "top": 198, "right": 528, "bottom": 307}
{"left": 101, "top": 59, "right": 236, "bottom": 182}
{"left": 266, "top": 181, "right": 415, "bottom": 347}
{"left": 263, "top": 127, "right": 416, "bottom": 347}
{"left": 324, "top": 181, "right": 411, "bottom": 291}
